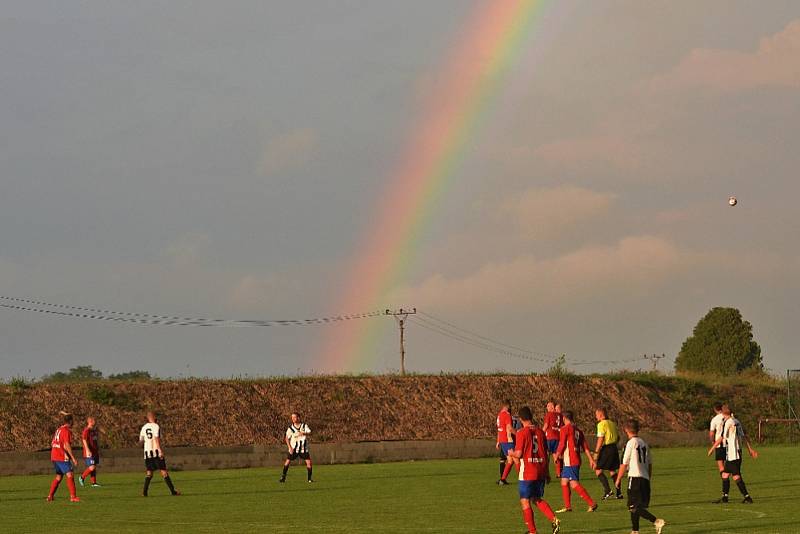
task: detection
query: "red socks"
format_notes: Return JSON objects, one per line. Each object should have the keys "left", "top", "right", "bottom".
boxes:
{"left": 561, "top": 484, "right": 572, "bottom": 509}
{"left": 522, "top": 507, "right": 537, "bottom": 533}
{"left": 82, "top": 468, "right": 93, "bottom": 480}
{"left": 48, "top": 477, "right": 61, "bottom": 498}
{"left": 91, "top": 474, "right": 97, "bottom": 484}
{"left": 66, "top": 476, "right": 77, "bottom": 498}
{"left": 574, "top": 483, "right": 595, "bottom": 506}
{"left": 536, "top": 500, "right": 556, "bottom": 522}
{"left": 501, "top": 461, "right": 514, "bottom": 481}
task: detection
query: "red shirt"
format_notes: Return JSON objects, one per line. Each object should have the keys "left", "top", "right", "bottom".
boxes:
{"left": 515, "top": 425, "right": 549, "bottom": 481}
{"left": 496, "top": 409, "right": 512, "bottom": 443}
{"left": 50, "top": 424, "right": 72, "bottom": 462}
{"left": 557, "top": 422, "right": 587, "bottom": 467}
{"left": 543, "top": 412, "right": 562, "bottom": 440}
{"left": 82, "top": 426, "right": 99, "bottom": 458}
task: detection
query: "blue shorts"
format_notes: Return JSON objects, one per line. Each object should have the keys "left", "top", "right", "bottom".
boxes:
{"left": 52, "top": 461, "right": 73, "bottom": 475}
{"left": 560, "top": 466, "right": 581, "bottom": 481}
{"left": 547, "top": 440, "right": 559, "bottom": 453}
{"left": 500, "top": 443, "right": 515, "bottom": 456}
{"left": 519, "top": 480, "right": 546, "bottom": 500}
{"left": 84, "top": 456, "right": 99, "bottom": 467}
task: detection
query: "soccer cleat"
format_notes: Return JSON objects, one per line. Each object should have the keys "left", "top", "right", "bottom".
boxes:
{"left": 616, "top": 492, "right": 624, "bottom": 499}
{"left": 78, "top": 476, "right": 85, "bottom": 487}
{"left": 588, "top": 504, "right": 598, "bottom": 512}
{"left": 497, "top": 479, "right": 510, "bottom": 486}
{"left": 712, "top": 495, "right": 729, "bottom": 504}
{"left": 279, "top": 477, "right": 286, "bottom": 483}
{"left": 551, "top": 517, "right": 561, "bottom": 534}
{"left": 307, "top": 479, "right": 314, "bottom": 483}
{"left": 70, "top": 497, "right": 81, "bottom": 502}
{"left": 91, "top": 483, "right": 101, "bottom": 487}
{"left": 46, "top": 495, "right": 54, "bottom": 502}
{"left": 172, "top": 490, "right": 181, "bottom": 496}
{"left": 654, "top": 518, "right": 665, "bottom": 534}
{"left": 602, "top": 491, "right": 614, "bottom": 500}
{"left": 555, "top": 507, "right": 572, "bottom": 513}
{"left": 742, "top": 495, "right": 753, "bottom": 504}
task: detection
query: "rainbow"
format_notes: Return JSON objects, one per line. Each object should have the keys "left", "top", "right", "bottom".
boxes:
{"left": 321, "top": 0, "right": 548, "bottom": 372}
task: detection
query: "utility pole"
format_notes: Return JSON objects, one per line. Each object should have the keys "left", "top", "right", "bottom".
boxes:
{"left": 643, "top": 353, "right": 666, "bottom": 371}
{"left": 386, "top": 308, "right": 417, "bottom": 376}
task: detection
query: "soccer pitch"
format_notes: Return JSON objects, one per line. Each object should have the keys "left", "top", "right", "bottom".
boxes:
{"left": 1, "top": 446, "right": 796, "bottom": 533}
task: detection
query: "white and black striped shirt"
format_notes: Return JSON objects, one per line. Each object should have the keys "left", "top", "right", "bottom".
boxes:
{"left": 286, "top": 423, "right": 311, "bottom": 454}
{"left": 139, "top": 422, "right": 161, "bottom": 459}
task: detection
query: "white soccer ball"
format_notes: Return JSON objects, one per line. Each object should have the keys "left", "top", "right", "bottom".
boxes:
{"left": 728, "top": 196, "right": 737, "bottom": 206}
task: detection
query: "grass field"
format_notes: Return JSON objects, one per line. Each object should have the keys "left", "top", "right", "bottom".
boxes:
{"left": 0, "top": 446, "right": 797, "bottom": 533}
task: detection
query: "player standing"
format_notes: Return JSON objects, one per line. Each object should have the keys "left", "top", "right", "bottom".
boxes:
{"left": 708, "top": 403, "right": 726, "bottom": 474}
{"left": 542, "top": 402, "right": 562, "bottom": 475}
{"left": 508, "top": 406, "right": 561, "bottom": 534}
{"left": 280, "top": 412, "right": 313, "bottom": 483}
{"left": 496, "top": 400, "right": 515, "bottom": 485}
{"left": 555, "top": 410, "right": 597, "bottom": 513}
{"left": 138, "top": 411, "right": 180, "bottom": 496}
{"left": 615, "top": 419, "right": 665, "bottom": 534}
{"left": 593, "top": 408, "right": 623, "bottom": 499}
{"left": 47, "top": 411, "right": 80, "bottom": 502}
{"left": 79, "top": 416, "right": 101, "bottom": 488}
{"left": 708, "top": 406, "right": 757, "bottom": 503}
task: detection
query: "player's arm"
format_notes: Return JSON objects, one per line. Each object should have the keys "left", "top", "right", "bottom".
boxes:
{"left": 505, "top": 422, "right": 513, "bottom": 443}
{"left": 63, "top": 439, "right": 77, "bottom": 465}
{"left": 615, "top": 462, "right": 627, "bottom": 487}
{"left": 708, "top": 435, "right": 724, "bottom": 455}
{"left": 285, "top": 433, "right": 293, "bottom": 452}
{"left": 594, "top": 435, "right": 604, "bottom": 456}
{"left": 741, "top": 433, "right": 758, "bottom": 458}
{"left": 582, "top": 438, "right": 596, "bottom": 469}
{"left": 154, "top": 436, "right": 164, "bottom": 458}
{"left": 81, "top": 437, "right": 90, "bottom": 457}
{"left": 555, "top": 429, "right": 566, "bottom": 459}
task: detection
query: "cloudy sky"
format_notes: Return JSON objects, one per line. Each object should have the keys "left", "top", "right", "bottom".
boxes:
{"left": 1, "top": 1, "right": 798, "bottom": 378}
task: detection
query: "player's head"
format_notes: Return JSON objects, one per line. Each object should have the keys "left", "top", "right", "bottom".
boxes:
{"left": 86, "top": 416, "right": 96, "bottom": 428}
{"left": 291, "top": 412, "right": 300, "bottom": 424}
{"left": 501, "top": 399, "right": 511, "bottom": 411}
{"left": 562, "top": 410, "right": 574, "bottom": 423}
{"left": 546, "top": 401, "right": 554, "bottom": 412}
{"left": 146, "top": 411, "right": 157, "bottom": 423}
{"left": 721, "top": 405, "right": 732, "bottom": 417}
{"left": 623, "top": 419, "right": 640, "bottom": 436}
{"left": 518, "top": 406, "right": 533, "bottom": 423}
{"left": 59, "top": 411, "right": 73, "bottom": 426}
{"left": 713, "top": 402, "right": 723, "bottom": 413}
{"left": 595, "top": 407, "right": 607, "bottom": 421}
{"left": 554, "top": 403, "right": 562, "bottom": 413}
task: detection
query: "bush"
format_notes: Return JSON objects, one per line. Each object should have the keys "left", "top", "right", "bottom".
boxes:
{"left": 42, "top": 365, "right": 103, "bottom": 382}
{"left": 108, "top": 370, "right": 152, "bottom": 381}
{"left": 546, "top": 355, "right": 581, "bottom": 384}
{"left": 8, "top": 376, "right": 31, "bottom": 393}
{"left": 85, "top": 385, "right": 141, "bottom": 411}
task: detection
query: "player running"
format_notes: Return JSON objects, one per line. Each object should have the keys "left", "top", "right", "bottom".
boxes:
{"left": 496, "top": 400, "right": 516, "bottom": 485}
{"left": 138, "top": 411, "right": 180, "bottom": 497}
{"left": 47, "top": 411, "right": 80, "bottom": 502}
{"left": 708, "top": 406, "right": 757, "bottom": 504}
{"left": 555, "top": 410, "right": 597, "bottom": 513}
{"left": 79, "top": 416, "right": 101, "bottom": 488}
{"left": 616, "top": 419, "right": 665, "bottom": 534}
{"left": 507, "top": 406, "right": 561, "bottom": 534}
{"left": 708, "top": 403, "right": 726, "bottom": 474}
{"left": 542, "top": 402, "right": 562, "bottom": 475}
{"left": 593, "top": 408, "right": 623, "bottom": 500}
{"left": 280, "top": 412, "right": 313, "bottom": 483}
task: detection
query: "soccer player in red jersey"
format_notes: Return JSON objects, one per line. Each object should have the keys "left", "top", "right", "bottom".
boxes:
{"left": 79, "top": 416, "right": 101, "bottom": 488}
{"left": 496, "top": 400, "right": 516, "bottom": 485}
{"left": 542, "top": 402, "right": 562, "bottom": 474}
{"left": 47, "top": 411, "right": 80, "bottom": 502}
{"left": 508, "top": 406, "right": 561, "bottom": 534}
{"left": 555, "top": 410, "right": 597, "bottom": 513}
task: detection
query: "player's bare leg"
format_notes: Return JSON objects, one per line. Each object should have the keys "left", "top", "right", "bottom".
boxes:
{"left": 143, "top": 469, "right": 153, "bottom": 496}
{"left": 280, "top": 458, "right": 291, "bottom": 482}
{"left": 160, "top": 468, "right": 180, "bottom": 495}
{"left": 305, "top": 458, "right": 313, "bottom": 482}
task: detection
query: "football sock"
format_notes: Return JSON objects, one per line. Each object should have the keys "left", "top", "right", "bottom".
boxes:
{"left": 536, "top": 500, "right": 556, "bottom": 522}
{"left": 282, "top": 464, "right": 290, "bottom": 478}
{"left": 501, "top": 460, "right": 514, "bottom": 481}
{"left": 573, "top": 483, "right": 595, "bottom": 506}
{"left": 500, "top": 458, "right": 506, "bottom": 478}
{"left": 522, "top": 506, "right": 537, "bottom": 533}
{"left": 143, "top": 475, "right": 153, "bottom": 495}
{"left": 561, "top": 485, "right": 572, "bottom": 509}
{"left": 48, "top": 477, "right": 61, "bottom": 498}
{"left": 639, "top": 508, "right": 656, "bottom": 523}
{"left": 164, "top": 475, "right": 177, "bottom": 494}
{"left": 598, "top": 473, "right": 611, "bottom": 494}
{"left": 630, "top": 511, "right": 640, "bottom": 531}
{"left": 307, "top": 467, "right": 313, "bottom": 481}
{"left": 90, "top": 473, "right": 97, "bottom": 484}
{"left": 722, "top": 478, "right": 730, "bottom": 496}
{"left": 735, "top": 478, "right": 749, "bottom": 496}
{"left": 82, "top": 468, "right": 93, "bottom": 480}
{"left": 66, "top": 476, "right": 77, "bottom": 498}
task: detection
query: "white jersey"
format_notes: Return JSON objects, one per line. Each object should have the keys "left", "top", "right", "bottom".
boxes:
{"left": 139, "top": 422, "right": 162, "bottom": 459}
{"left": 286, "top": 423, "right": 311, "bottom": 454}
{"left": 724, "top": 417, "right": 745, "bottom": 461}
{"left": 709, "top": 413, "right": 725, "bottom": 443}
{"left": 622, "top": 436, "right": 651, "bottom": 480}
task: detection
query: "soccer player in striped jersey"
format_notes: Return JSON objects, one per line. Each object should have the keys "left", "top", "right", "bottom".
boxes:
{"left": 593, "top": 408, "right": 623, "bottom": 500}
{"left": 555, "top": 410, "right": 597, "bottom": 513}
{"left": 708, "top": 406, "right": 758, "bottom": 504}
{"left": 497, "top": 400, "right": 516, "bottom": 485}
{"left": 708, "top": 403, "right": 726, "bottom": 474}
{"left": 615, "top": 419, "right": 665, "bottom": 534}
{"left": 507, "top": 406, "right": 561, "bottom": 534}
{"left": 47, "top": 411, "right": 80, "bottom": 502}
{"left": 280, "top": 413, "right": 313, "bottom": 483}
{"left": 78, "top": 416, "right": 101, "bottom": 487}
{"left": 138, "top": 411, "right": 180, "bottom": 496}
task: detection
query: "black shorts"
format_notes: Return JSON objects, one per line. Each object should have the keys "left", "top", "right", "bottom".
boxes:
{"left": 597, "top": 444, "right": 620, "bottom": 471}
{"left": 714, "top": 447, "right": 726, "bottom": 461}
{"left": 287, "top": 451, "right": 310, "bottom": 461}
{"left": 723, "top": 459, "right": 741, "bottom": 476}
{"left": 627, "top": 477, "right": 651, "bottom": 510}
{"left": 145, "top": 457, "right": 167, "bottom": 471}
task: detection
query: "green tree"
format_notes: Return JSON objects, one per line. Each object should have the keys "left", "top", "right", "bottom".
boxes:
{"left": 42, "top": 365, "right": 103, "bottom": 382}
{"left": 108, "top": 370, "right": 152, "bottom": 381}
{"left": 675, "top": 307, "right": 762, "bottom": 375}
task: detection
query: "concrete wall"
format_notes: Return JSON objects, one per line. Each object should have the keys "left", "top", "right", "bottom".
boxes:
{"left": 0, "top": 432, "right": 706, "bottom": 476}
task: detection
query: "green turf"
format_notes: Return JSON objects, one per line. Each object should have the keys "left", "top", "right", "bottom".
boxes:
{"left": 0, "top": 446, "right": 797, "bottom": 533}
